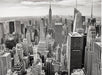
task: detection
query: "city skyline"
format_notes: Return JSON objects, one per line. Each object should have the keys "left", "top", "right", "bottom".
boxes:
{"left": 0, "top": 0, "right": 101, "bottom": 17}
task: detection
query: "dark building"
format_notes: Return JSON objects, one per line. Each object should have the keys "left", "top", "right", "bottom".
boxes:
{"left": 0, "top": 22, "right": 4, "bottom": 44}
{"left": 44, "top": 59, "right": 54, "bottom": 75}
{"left": 49, "top": 3, "right": 52, "bottom": 28}
{"left": 9, "top": 21, "right": 15, "bottom": 34}
{"left": 82, "top": 33, "right": 87, "bottom": 67}
{"left": 67, "top": 32, "right": 84, "bottom": 74}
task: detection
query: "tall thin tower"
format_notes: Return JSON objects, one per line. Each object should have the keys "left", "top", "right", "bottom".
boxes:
{"left": 49, "top": 0, "right": 52, "bottom": 28}
{"left": 76, "top": 0, "right": 77, "bottom": 8}
{"left": 91, "top": 0, "right": 93, "bottom": 18}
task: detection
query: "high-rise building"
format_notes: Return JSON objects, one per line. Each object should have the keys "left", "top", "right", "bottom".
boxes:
{"left": 9, "top": 21, "right": 15, "bottom": 34}
{"left": 0, "top": 56, "right": 3, "bottom": 75}
{"left": 26, "top": 29, "right": 31, "bottom": 44}
{"left": 73, "top": 8, "right": 83, "bottom": 32}
{"left": 3, "top": 21, "right": 9, "bottom": 35}
{"left": 45, "top": 58, "right": 54, "bottom": 75}
{"left": 82, "top": 33, "right": 87, "bottom": 67}
{"left": 0, "top": 53, "right": 11, "bottom": 75}
{"left": 14, "top": 44, "right": 24, "bottom": 75}
{"left": 66, "top": 32, "right": 84, "bottom": 75}
{"left": 37, "top": 19, "right": 48, "bottom": 57}
{"left": 16, "top": 43, "right": 23, "bottom": 60}
{"left": 6, "top": 20, "right": 22, "bottom": 34}
{"left": 33, "top": 45, "right": 38, "bottom": 63}
{"left": 21, "top": 24, "right": 24, "bottom": 34}
{"left": 91, "top": 41, "right": 101, "bottom": 75}
{"left": 84, "top": 24, "right": 96, "bottom": 75}
{"left": 49, "top": 2, "right": 52, "bottom": 28}
{"left": 0, "top": 22, "right": 4, "bottom": 44}
{"left": 15, "top": 21, "right": 21, "bottom": 34}
{"left": 55, "top": 44, "right": 61, "bottom": 62}
{"left": 54, "top": 22, "right": 65, "bottom": 47}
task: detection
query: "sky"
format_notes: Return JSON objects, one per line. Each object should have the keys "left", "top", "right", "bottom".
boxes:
{"left": 0, "top": 0, "right": 101, "bottom": 17}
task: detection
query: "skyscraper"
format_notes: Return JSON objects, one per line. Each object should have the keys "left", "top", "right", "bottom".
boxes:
{"left": 66, "top": 32, "right": 84, "bottom": 75}
{"left": 0, "top": 22, "right": 4, "bottom": 44}
{"left": 15, "top": 20, "right": 21, "bottom": 34}
{"left": 37, "top": 18, "right": 48, "bottom": 57}
{"left": 9, "top": 21, "right": 15, "bottom": 34}
{"left": 0, "top": 56, "right": 3, "bottom": 75}
{"left": 14, "top": 44, "right": 24, "bottom": 75}
{"left": 92, "top": 41, "right": 101, "bottom": 75}
{"left": 73, "top": 8, "right": 83, "bottom": 32}
{"left": 84, "top": 24, "right": 96, "bottom": 75}
{"left": 0, "top": 53, "right": 11, "bottom": 75}
{"left": 54, "top": 22, "right": 65, "bottom": 47}
{"left": 49, "top": 1, "right": 52, "bottom": 28}
{"left": 3, "top": 21, "right": 9, "bottom": 35}
{"left": 33, "top": 45, "right": 38, "bottom": 63}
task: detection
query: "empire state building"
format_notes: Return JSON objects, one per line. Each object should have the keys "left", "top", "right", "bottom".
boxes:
{"left": 49, "top": 3, "right": 52, "bottom": 28}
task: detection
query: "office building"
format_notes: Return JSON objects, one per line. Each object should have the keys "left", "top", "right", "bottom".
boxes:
{"left": 0, "top": 53, "right": 11, "bottom": 75}
{"left": 33, "top": 45, "right": 38, "bottom": 63}
{"left": 0, "top": 56, "right": 3, "bottom": 75}
{"left": 54, "top": 22, "right": 65, "bottom": 47}
{"left": 66, "top": 32, "right": 84, "bottom": 74}
{"left": 37, "top": 19, "right": 48, "bottom": 57}
{"left": 16, "top": 43, "right": 23, "bottom": 60}
{"left": 0, "top": 22, "right": 4, "bottom": 44}
{"left": 3, "top": 21, "right": 9, "bottom": 35}
{"left": 91, "top": 41, "right": 101, "bottom": 75}
{"left": 15, "top": 21, "right": 21, "bottom": 34}
{"left": 73, "top": 8, "right": 83, "bottom": 32}
{"left": 84, "top": 25, "right": 96, "bottom": 75}
{"left": 9, "top": 21, "right": 15, "bottom": 34}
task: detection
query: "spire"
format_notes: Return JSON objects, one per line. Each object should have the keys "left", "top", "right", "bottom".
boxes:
{"left": 50, "top": 0, "right": 51, "bottom": 8}
{"left": 76, "top": 0, "right": 77, "bottom": 8}
{"left": 49, "top": 0, "right": 52, "bottom": 28}
{"left": 91, "top": 0, "right": 93, "bottom": 18}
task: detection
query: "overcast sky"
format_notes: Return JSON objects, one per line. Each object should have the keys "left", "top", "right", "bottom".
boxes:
{"left": 0, "top": 0, "right": 101, "bottom": 17}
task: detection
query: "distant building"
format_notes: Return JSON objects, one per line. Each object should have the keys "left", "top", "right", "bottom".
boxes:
{"left": 54, "top": 22, "right": 65, "bottom": 47}
{"left": 15, "top": 21, "right": 22, "bottom": 34}
{"left": 0, "top": 22, "right": 4, "bottom": 44}
{"left": 4, "top": 20, "right": 23, "bottom": 35}
{"left": 48, "top": 3, "right": 52, "bottom": 28}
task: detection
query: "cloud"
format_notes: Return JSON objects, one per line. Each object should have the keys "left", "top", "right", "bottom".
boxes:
{"left": 0, "top": 0, "right": 21, "bottom": 3}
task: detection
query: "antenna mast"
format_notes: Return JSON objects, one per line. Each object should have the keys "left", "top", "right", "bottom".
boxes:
{"left": 91, "top": 0, "right": 93, "bottom": 18}
{"left": 76, "top": 0, "right": 77, "bottom": 8}
{"left": 49, "top": 0, "right": 51, "bottom": 8}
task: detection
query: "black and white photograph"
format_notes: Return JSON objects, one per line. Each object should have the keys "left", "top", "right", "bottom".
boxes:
{"left": 0, "top": 0, "right": 101, "bottom": 75}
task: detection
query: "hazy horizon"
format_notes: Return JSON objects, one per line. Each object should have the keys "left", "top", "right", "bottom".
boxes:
{"left": 0, "top": 0, "right": 101, "bottom": 17}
